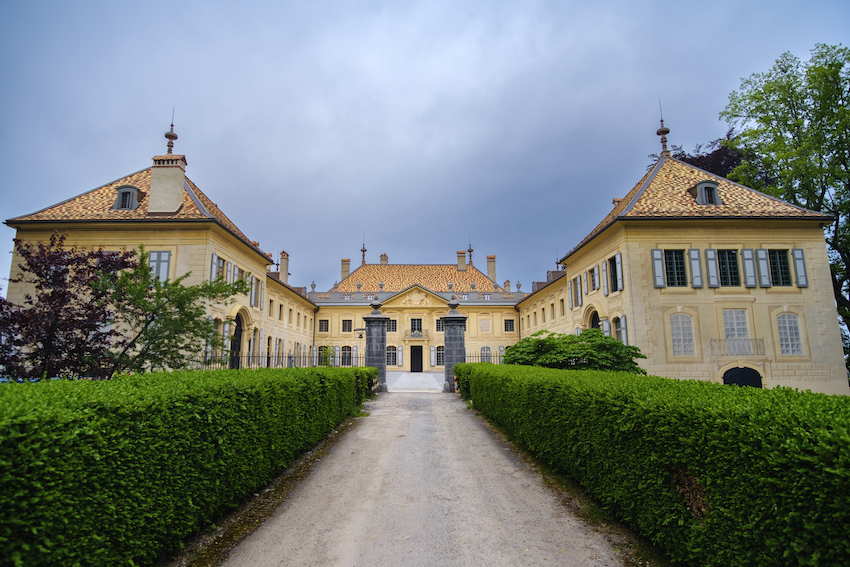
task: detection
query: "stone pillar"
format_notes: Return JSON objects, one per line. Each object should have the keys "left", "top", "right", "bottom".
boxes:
{"left": 442, "top": 299, "right": 468, "bottom": 393}
{"left": 363, "top": 300, "right": 389, "bottom": 392}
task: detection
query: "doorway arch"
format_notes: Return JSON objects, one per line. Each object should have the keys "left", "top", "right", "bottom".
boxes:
{"left": 722, "top": 367, "right": 762, "bottom": 388}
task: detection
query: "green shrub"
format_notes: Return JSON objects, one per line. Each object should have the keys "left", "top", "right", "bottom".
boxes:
{"left": 0, "top": 367, "right": 372, "bottom": 567}
{"left": 502, "top": 329, "right": 647, "bottom": 374}
{"left": 455, "top": 363, "right": 850, "bottom": 566}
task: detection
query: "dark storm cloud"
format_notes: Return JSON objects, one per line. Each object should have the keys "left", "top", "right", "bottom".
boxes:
{"left": 1, "top": 0, "right": 848, "bottom": 294}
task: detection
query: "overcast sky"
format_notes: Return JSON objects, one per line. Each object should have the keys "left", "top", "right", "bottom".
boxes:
{"left": 1, "top": 1, "right": 847, "bottom": 297}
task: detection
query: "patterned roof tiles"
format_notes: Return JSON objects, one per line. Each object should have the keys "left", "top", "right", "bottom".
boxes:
{"left": 562, "top": 157, "right": 831, "bottom": 262}
{"left": 6, "top": 166, "right": 266, "bottom": 258}
{"left": 336, "top": 264, "right": 503, "bottom": 293}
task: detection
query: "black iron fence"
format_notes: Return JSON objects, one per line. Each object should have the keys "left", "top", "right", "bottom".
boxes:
{"left": 463, "top": 353, "right": 505, "bottom": 364}
{"left": 191, "top": 353, "right": 369, "bottom": 371}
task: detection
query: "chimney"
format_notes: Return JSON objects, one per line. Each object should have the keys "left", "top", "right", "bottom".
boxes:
{"left": 457, "top": 251, "right": 467, "bottom": 272}
{"left": 503, "top": 280, "right": 511, "bottom": 292}
{"left": 487, "top": 255, "right": 497, "bottom": 282}
{"left": 341, "top": 259, "right": 350, "bottom": 281}
{"left": 279, "top": 251, "right": 290, "bottom": 285}
{"left": 380, "top": 253, "right": 388, "bottom": 265}
{"left": 148, "top": 154, "right": 186, "bottom": 214}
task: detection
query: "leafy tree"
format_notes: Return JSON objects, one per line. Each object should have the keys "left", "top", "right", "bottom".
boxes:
{"left": 720, "top": 43, "right": 850, "bottom": 358}
{"left": 103, "top": 246, "right": 249, "bottom": 376}
{"left": 502, "top": 329, "right": 647, "bottom": 374}
{"left": 1, "top": 232, "right": 136, "bottom": 378}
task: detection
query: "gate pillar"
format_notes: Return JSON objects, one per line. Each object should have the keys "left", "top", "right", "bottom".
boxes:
{"left": 441, "top": 299, "right": 468, "bottom": 393}
{"left": 363, "top": 300, "right": 389, "bottom": 392}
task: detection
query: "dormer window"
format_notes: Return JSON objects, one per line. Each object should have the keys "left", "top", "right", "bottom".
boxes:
{"left": 113, "top": 186, "right": 141, "bottom": 210}
{"left": 693, "top": 181, "right": 722, "bottom": 206}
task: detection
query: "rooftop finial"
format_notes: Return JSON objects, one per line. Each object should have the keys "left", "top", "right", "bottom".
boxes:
{"left": 165, "top": 109, "right": 178, "bottom": 154}
{"left": 361, "top": 236, "right": 367, "bottom": 266}
{"left": 467, "top": 237, "right": 473, "bottom": 266}
{"left": 656, "top": 101, "right": 670, "bottom": 158}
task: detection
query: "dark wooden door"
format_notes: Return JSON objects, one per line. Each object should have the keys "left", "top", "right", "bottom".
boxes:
{"left": 722, "top": 367, "right": 762, "bottom": 388}
{"left": 411, "top": 346, "right": 423, "bottom": 372}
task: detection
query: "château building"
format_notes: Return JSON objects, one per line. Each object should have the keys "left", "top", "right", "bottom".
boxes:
{"left": 5, "top": 123, "right": 848, "bottom": 394}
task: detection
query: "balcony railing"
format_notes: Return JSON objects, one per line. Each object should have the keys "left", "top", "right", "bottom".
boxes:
{"left": 403, "top": 330, "right": 430, "bottom": 339}
{"left": 710, "top": 339, "right": 765, "bottom": 357}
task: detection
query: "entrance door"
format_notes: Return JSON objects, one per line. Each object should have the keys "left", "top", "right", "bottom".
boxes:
{"left": 410, "top": 346, "right": 423, "bottom": 372}
{"left": 229, "top": 315, "right": 243, "bottom": 369}
{"left": 722, "top": 367, "right": 762, "bottom": 388}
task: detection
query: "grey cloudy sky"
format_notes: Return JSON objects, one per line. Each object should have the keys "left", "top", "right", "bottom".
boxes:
{"left": 1, "top": 1, "right": 847, "bottom": 296}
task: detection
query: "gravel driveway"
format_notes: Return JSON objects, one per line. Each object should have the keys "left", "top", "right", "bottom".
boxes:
{"left": 220, "top": 393, "right": 627, "bottom": 567}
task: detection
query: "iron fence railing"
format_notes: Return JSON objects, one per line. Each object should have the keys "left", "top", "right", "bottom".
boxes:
{"left": 192, "top": 353, "right": 369, "bottom": 371}
{"left": 710, "top": 338, "right": 765, "bottom": 357}
{"left": 463, "top": 353, "right": 505, "bottom": 364}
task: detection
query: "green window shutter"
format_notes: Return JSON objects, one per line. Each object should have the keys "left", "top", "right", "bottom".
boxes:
{"left": 755, "top": 249, "right": 771, "bottom": 287}
{"left": 741, "top": 249, "right": 758, "bottom": 288}
{"left": 792, "top": 249, "right": 808, "bottom": 287}
{"left": 651, "top": 249, "right": 666, "bottom": 288}
{"left": 688, "top": 249, "right": 703, "bottom": 288}
{"left": 705, "top": 249, "right": 719, "bottom": 288}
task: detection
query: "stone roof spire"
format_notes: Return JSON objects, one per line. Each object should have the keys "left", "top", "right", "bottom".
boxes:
{"left": 165, "top": 123, "right": 178, "bottom": 154}
{"left": 467, "top": 239, "right": 473, "bottom": 266}
{"left": 656, "top": 102, "right": 670, "bottom": 158}
{"left": 361, "top": 237, "right": 367, "bottom": 266}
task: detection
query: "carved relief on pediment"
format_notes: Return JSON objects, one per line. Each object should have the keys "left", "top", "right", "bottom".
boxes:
{"left": 400, "top": 290, "right": 433, "bottom": 306}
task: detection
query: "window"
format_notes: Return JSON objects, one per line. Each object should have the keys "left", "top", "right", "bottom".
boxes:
{"left": 387, "top": 346, "right": 397, "bottom": 366}
{"left": 613, "top": 316, "right": 627, "bottom": 344}
{"left": 723, "top": 309, "right": 751, "bottom": 355}
{"left": 694, "top": 181, "right": 722, "bottom": 205}
{"left": 483, "top": 293, "right": 491, "bottom": 300}
{"left": 480, "top": 346, "right": 492, "bottom": 363}
{"left": 387, "top": 320, "right": 397, "bottom": 333}
{"left": 533, "top": 312, "right": 537, "bottom": 326}
{"left": 268, "top": 300, "right": 274, "bottom": 317}
{"left": 341, "top": 346, "right": 352, "bottom": 366}
{"left": 113, "top": 186, "right": 140, "bottom": 210}
{"left": 717, "top": 250, "right": 740, "bottom": 287}
{"left": 504, "top": 319, "right": 515, "bottom": 332}
{"left": 670, "top": 314, "right": 696, "bottom": 356}
{"left": 664, "top": 250, "right": 687, "bottom": 287}
{"left": 411, "top": 319, "right": 422, "bottom": 333}
{"left": 461, "top": 293, "right": 469, "bottom": 300}
{"left": 343, "top": 294, "right": 351, "bottom": 301}
{"left": 572, "top": 277, "right": 582, "bottom": 307}
{"left": 288, "top": 309, "right": 293, "bottom": 324}
{"left": 435, "top": 319, "right": 444, "bottom": 332}
{"left": 768, "top": 250, "right": 792, "bottom": 286}
{"left": 609, "top": 253, "right": 623, "bottom": 292}
{"left": 591, "top": 266, "right": 600, "bottom": 290}
{"left": 541, "top": 308, "right": 545, "bottom": 323}
{"left": 279, "top": 305, "right": 284, "bottom": 320}
{"left": 319, "top": 320, "right": 329, "bottom": 333}
{"left": 777, "top": 313, "right": 803, "bottom": 355}
{"left": 148, "top": 251, "right": 170, "bottom": 281}
{"left": 560, "top": 299, "right": 565, "bottom": 316}
{"left": 436, "top": 346, "right": 445, "bottom": 366}
{"left": 342, "top": 319, "right": 353, "bottom": 333}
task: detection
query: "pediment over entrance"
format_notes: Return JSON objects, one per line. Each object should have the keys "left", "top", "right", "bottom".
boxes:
{"left": 381, "top": 285, "right": 445, "bottom": 309}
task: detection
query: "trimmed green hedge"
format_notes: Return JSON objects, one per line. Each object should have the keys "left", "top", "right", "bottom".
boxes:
{"left": 0, "top": 366, "right": 376, "bottom": 567}
{"left": 455, "top": 363, "right": 850, "bottom": 566}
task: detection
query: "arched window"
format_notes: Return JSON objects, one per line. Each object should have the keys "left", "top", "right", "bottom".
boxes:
{"left": 387, "top": 346, "right": 397, "bottom": 366}
{"left": 436, "top": 346, "right": 445, "bottom": 366}
{"left": 777, "top": 313, "right": 803, "bottom": 355}
{"left": 670, "top": 313, "right": 695, "bottom": 356}
{"left": 341, "top": 346, "right": 352, "bottom": 366}
{"left": 480, "top": 346, "right": 492, "bottom": 363}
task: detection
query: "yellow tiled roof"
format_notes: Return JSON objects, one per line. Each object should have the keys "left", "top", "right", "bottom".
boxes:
{"left": 336, "top": 264, "right": 503, "bottom": 293}
{"left": 563, "top": 157, "right": 831, "bottom": 261}
{"left": 6, "top": 167, "right": 266, "bottom": 259}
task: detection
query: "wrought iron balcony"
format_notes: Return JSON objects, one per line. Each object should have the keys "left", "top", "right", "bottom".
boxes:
{"left": 403, "top": 330, "right": 430, "bottom": 339}
{"left": 710, "top": 339, "right": 765, "bottom": 357}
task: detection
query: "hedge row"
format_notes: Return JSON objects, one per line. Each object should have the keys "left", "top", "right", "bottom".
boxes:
{"left": 455, "top": 363, "right": 850, "bottom": 567}
{"left": 0, "top": 366, "right": 376, "bottom": 567}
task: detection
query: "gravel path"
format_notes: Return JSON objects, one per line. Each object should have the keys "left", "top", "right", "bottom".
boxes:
{"left": 220, "top": 393, "right": 626, "bottom": 567}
